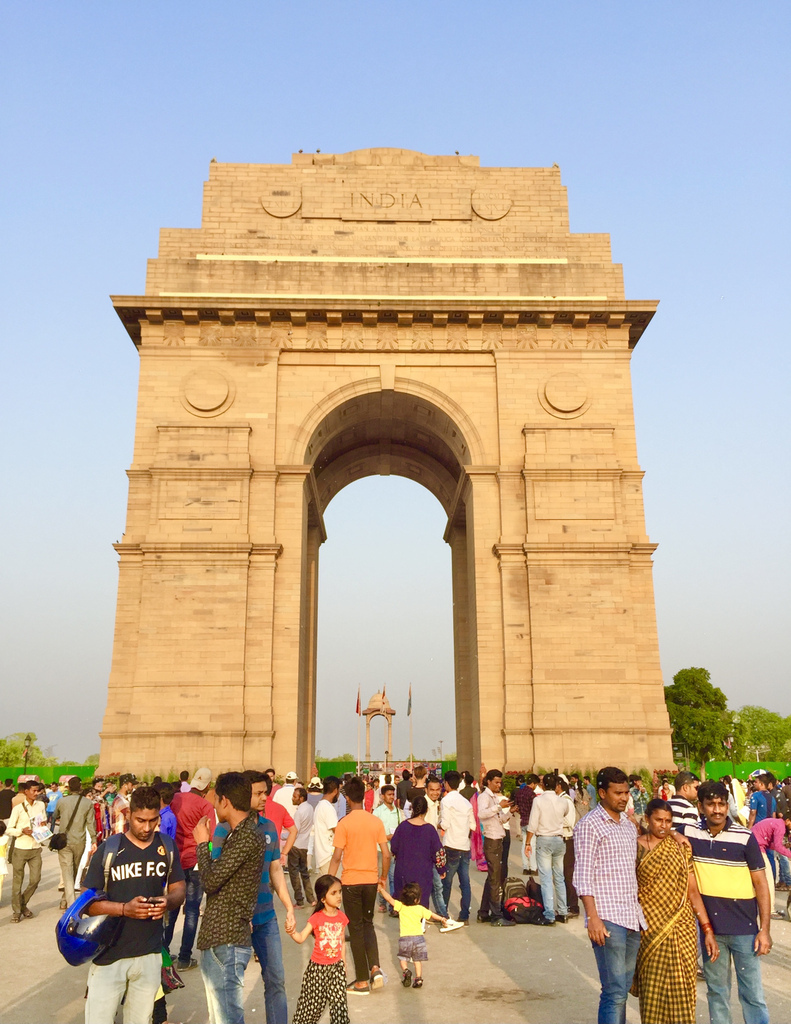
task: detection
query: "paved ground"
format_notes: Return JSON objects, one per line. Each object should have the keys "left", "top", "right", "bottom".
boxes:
{"left": 2, "top": 847, "right": 791, "bottom": 1023}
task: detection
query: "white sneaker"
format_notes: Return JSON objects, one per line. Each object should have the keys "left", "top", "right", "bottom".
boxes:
{"left": 440, "top": 918, "right": 465, "bottom": 933}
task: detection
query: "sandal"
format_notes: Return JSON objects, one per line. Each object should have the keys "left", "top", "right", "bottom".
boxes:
{"left": 412, "top": 977, "right": 423, "bottom": 988}
{"left": 401, "top": 969, "right": 412, "bottom": 988}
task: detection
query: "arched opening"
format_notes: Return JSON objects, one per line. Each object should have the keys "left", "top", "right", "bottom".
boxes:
{"left": 296, "top": 389, "right": 481, "bottom": 775}
{"left": 314, "top": 476, "right": 455, "bottom": 762}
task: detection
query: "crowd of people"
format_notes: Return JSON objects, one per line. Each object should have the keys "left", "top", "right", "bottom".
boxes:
{"left": 0, "top": 764, "right": 789, "bottom": 1024}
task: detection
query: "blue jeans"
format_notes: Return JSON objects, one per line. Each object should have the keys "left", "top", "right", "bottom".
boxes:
{"left": 535, "top": 835, "right": 567, "bottom": 922}
{"left": 521, "top": 825, "right": 536, "bottom": 871}
{"left": 431, "top": 866, "right": 448, "bottom": 917}
{"left": 251, "top": 918, "right": 287, "bottom": 1024}
{"left": 590, "top": 920, "right": 640, "bottom": 1024}
{"left": 164, "top": 865, "right": 203, "bottom": 962}
{"left": 702, "top": 931, "right": 769, "bottom": 1024}
{"left": 442, "top": 848, "right": 471, "bottom": 921}
{"left": 378, "top": 853, "right": 396, "bottom": 908}
{"left": 778, "top": 853, "right": 791, "bottom": 886}
{"left": 201, "top": 944, "right": 252, "bottom": 1024}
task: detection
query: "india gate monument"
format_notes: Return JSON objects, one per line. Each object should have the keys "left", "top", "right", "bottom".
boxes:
{"left": 99, "top": 148, "right": 674, "bottom": 778}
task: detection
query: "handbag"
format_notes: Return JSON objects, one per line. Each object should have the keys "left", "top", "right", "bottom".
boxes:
{"left": 50, "top": 796, "right": 83, "bottom": 851}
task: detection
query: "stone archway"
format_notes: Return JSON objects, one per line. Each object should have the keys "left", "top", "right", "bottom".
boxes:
{"left": 293, "top": 386, "right": 484, "bottom": 775}
{"left": 99, "top": 147, "right": 674, "bottom": 778}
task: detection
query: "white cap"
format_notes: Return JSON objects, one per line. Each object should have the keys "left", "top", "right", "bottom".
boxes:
{"left": 190, "top": 767, "right": 212, "bottom": 790}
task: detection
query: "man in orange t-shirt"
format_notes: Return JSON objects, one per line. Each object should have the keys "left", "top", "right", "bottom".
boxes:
{"left": 329, "top": 776, "right": 390, "bottom": 995}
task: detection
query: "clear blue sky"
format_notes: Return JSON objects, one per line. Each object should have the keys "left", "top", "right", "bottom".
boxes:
{"left": 1, "top": 3, "right": 788, "bottom": 762}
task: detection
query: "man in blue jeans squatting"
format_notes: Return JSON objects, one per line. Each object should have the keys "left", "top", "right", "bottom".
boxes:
{"left": 679, "top": 780, "right": 772, "bottom": 1024}
{"left": 212, "top": 770, "right": 296, "bottom": 1024}
{"left": 573, "top": 766, "right": 645, "bottom": 1024}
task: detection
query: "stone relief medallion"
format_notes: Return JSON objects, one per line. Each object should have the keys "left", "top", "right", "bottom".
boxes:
{"left": 538, "top": 372, "right": 591, "bottom": 419}
{"left": 181, "top": 369, "right": 235, "bottom": 417}
{"left": 261, "top": 187, "right": 302, "bottom": 218}
{"left": 162, "top": 321, "right": 185, "bottom": 346}
{"left": 471, "top": 190, "right": 513, "bottom": 220}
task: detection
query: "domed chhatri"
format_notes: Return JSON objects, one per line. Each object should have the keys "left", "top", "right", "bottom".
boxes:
{"left": 362, "top": 690, "right": 396, "bottom": 760}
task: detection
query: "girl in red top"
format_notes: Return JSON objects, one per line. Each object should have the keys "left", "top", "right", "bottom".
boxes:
{"left": 290, "top": 874, "right": 350, "bottom": 1024}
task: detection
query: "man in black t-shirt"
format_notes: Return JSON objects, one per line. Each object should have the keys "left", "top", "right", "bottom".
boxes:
{"left": 83, "top": 786, "right": 186, "bottom": 1024}
{"left": 405, "top": 764, "right": 428, "bottom": 807}
{"left": 0, "top": 779, "right": 14, "bottom": 821}
{"left": 395, "top": 769, "right": 412, "bottom": 810}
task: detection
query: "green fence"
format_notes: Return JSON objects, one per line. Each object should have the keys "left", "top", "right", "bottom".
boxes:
{"left": 2, "top": 765, "right": 96, "bottom": 785}
{"left": 701, "top": 761, "right": 791, "bottom": 780}
{"left": 314, "top": 760, "right": 457, "bottom": 779}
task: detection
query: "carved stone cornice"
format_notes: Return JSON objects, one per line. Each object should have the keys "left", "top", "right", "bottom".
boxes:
{"left": 112, "top": 295, "right": 656, "bottom": 350}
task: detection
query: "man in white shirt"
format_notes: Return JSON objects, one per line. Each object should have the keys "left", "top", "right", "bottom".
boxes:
{"left": 7, "top": 779, "right": 46, "bottom": 922}
{"left": 476, "top": 770, "right": 515, "bottom": 926}
{"left": 288, "top": 787, "right": 315, "bottom": 907}
{"left": 373, "top": 784, "right": 401, "bottom": 911}
{"left": 312, "top": 776, "right": 340, "bottom": 876}
{"left": 440, "top": 770, "right": 476, "bottom": 923}
{"left": 525, "top": 773, "right": 570, "bottom": 925}
{"left": 425, "top": 777, "right": 449, "bottom": 919}
{"left": 272, "top": 772, "right": 298, "bottom": 811}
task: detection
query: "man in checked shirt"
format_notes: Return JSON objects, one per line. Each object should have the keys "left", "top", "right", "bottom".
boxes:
{"left": 573, "top": 766, "right": 646, "bottom": 1024}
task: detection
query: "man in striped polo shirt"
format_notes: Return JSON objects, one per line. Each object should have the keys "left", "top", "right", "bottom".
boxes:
{"left": 668, "top": 770, "right": 700, "bottom": 829}
{"left": 679, "top": 780, "right": 772, "bottom": 1024}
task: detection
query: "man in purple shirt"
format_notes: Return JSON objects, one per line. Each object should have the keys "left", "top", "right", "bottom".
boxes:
{"left": 514, "top": 774, "right": 539, "bottom": 875}
{"left": 752, "top": 811, "right": 791, "bottom": 915}
{"left": 573, "top": 766, "right": 645, "bottom": 1024}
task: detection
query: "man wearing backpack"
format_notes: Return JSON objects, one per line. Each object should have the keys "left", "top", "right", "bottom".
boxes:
{"left": 82, "top": 786, "right": 186, "bottom": 1024}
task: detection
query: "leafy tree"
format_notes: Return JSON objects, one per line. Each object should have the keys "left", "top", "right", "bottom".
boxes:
{"left": 736, "top": 706, "right": 791, "bottom": 762}
{"left": 0, "top": 732, "right": 52, "bottom": 768}
{"left": 664, "top": 668, "right": 733, "bottom": 770}
{"left": 84, "top": 753, "right": 100, "bottom": 766}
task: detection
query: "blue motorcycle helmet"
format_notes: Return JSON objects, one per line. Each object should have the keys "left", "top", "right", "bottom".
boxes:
{"left": 56, "top": 889, "right": 124, "bottom": 966}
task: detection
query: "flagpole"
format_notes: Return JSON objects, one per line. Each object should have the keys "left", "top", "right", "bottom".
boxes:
{"left": 408, "top": 683, "right": 413, "bottom": 773}
{"left": 356, "top": 686, "right": 361, "bottom": 774}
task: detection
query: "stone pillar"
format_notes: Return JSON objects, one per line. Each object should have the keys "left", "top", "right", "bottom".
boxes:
{"left": 271, "top": 467, "right": 310, "bottom": 775}
{"left": 99, "top": 543, "right": 144, "bottom": 768}
{"left": 464, "top": 470, "right": 505, "bottom": 770}
{"left": 447, "top": 519, "right": 475, "bottom": 772}
{"left": 493, "top": 542, "right": 535, "bottom": 770}
{"left": 242, "top": 542, "right": 281, "bottom": 769}
{"left": 297, "top": 524, "right": 322, "bottom": 781}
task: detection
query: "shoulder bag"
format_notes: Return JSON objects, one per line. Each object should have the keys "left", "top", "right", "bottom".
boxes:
{"left": 50, "top": 797, "right": 83, "bottom": 851}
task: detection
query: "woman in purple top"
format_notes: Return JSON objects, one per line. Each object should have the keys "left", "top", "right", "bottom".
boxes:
{"left": 390, "top": 796, "right": 445, "bottom": 909}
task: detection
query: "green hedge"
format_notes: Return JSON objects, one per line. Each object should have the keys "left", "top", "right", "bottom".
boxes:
{"left": 3, "top": 765, "right": 96, "bottom": 785}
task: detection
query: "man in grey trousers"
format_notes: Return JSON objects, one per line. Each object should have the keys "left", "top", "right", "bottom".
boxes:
{"left": 53, "top": 776, "right": 96, "bottom": 909}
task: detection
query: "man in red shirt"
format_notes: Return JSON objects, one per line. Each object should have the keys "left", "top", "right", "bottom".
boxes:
{"left": 260, "top": 776, "right": 297, "bottom": 865}
{"left": 166, "top": 767, "right": 216, "bottom": 970}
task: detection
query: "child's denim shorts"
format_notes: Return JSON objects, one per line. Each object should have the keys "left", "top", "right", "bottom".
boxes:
{"left": 397, "top": 935, "right": 428, "bottom": 962}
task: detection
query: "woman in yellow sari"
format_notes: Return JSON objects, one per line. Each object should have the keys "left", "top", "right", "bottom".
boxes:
{"left": 631, "top": 798, "right": 719, "bottom": 1024}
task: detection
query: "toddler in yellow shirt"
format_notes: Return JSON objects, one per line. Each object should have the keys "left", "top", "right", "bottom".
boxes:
{"left": 378, "top": 881, "right": 449, "bottom": 988}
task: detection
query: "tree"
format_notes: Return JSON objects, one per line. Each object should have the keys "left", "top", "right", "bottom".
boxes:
{"left": 0, "top": 732, "right": 51, "bottom": 768}
{"left": 736, "top": 706, "right": 791, "bottom": 762}
{"left": 664, "top": 668, "right": 733, "bottom": 771}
